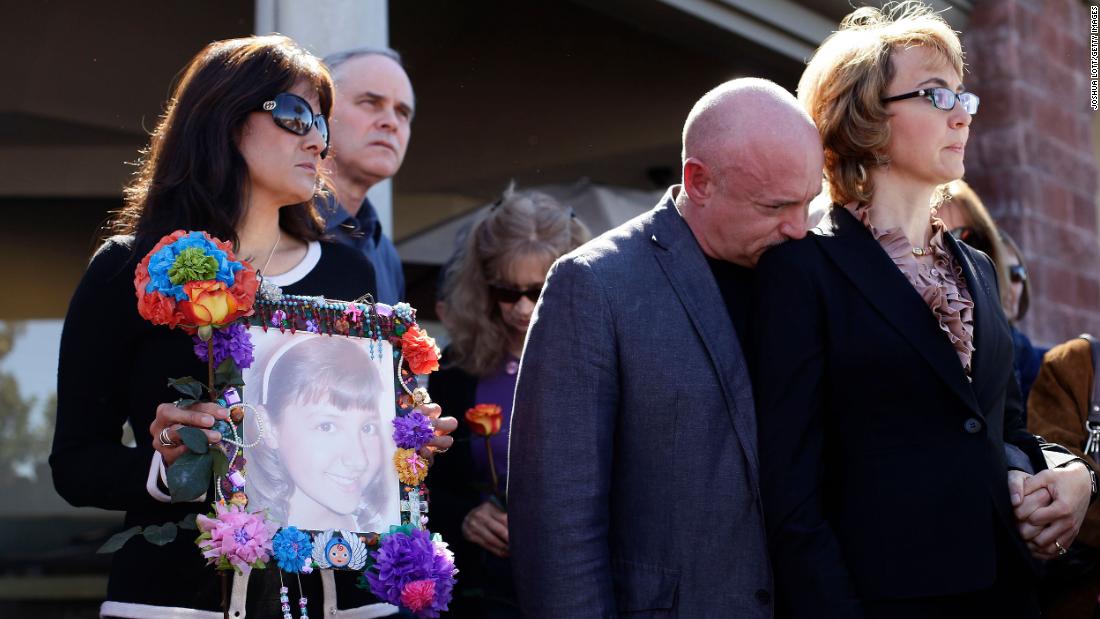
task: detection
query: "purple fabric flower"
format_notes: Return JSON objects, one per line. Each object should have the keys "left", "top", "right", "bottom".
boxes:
{"left": 366, "top": 528, "right": 456, "bottom": 618}
{"left": 393, "top": 412, "right": 435, "bottom": 450}
{"left": 193, "top": 323, "right": 254, "bottom": 369}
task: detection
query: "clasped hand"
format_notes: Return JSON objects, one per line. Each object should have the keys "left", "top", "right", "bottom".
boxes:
{"left": 1009, "top": 465, "right": 1092, "bottom": 560}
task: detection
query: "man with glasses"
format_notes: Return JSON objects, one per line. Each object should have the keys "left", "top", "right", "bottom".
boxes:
{"left": 319, "top": 47, "right": 414, "bottom": 305}
{"left": 508, "top": 78, "right": 823, "bottom": 618}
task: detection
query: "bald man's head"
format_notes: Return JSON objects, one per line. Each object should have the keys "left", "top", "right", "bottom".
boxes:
{"left": 678, "top": 78, "right": 824, "bottom": 268}
{"left": 682, "top": 78, "right": 818, "bottom": 169}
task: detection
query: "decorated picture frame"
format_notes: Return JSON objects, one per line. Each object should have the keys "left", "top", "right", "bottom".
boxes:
{"left": 116, "top": 230, "right": 454, "bottom": 618}
{"left": 237, "top": 295, "right": 439, "bottom": 570}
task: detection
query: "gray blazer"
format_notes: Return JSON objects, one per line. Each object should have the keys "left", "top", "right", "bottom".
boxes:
{"left": 508, "top": 190, "right": 772, "bottom": 618}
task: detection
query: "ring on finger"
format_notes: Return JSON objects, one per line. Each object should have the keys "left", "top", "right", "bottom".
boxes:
{"left": 158, "top": 426, "right": 178, "bottom": 447}
{"left": 1056, "top": 540, "right": 1068, "bottom": 556}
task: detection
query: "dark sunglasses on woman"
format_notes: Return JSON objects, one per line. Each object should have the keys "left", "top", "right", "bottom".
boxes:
{"left": 489, "top": 284, "right": 542, "bottom": 304}
{"left": 1009, "top": 264, "right": 1028, "bottom": 284}
{"left": 261, "top": 92, "right": 330, "bottom": 158}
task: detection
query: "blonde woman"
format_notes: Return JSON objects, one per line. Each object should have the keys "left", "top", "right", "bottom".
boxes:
{"left": 750, "top": 3, "right": 1093, "bottom": 616}
{"left": 427, "top": 185, "right": 589, "bottom": 617}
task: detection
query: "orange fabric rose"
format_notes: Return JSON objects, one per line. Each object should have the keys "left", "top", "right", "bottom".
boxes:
{"left": 228, "top": 266, "right": 259, "bottom": 314}
{"left": 465, "top": 403, "right": 503, "bottom": 437}
{"left": 134, "top": 230, "right": 189, "bottom": 328}
{"left": 401, "top": 325, "right": 440, "bottom": 375}
{"left": 178, "top": 280, "right": 243, "bottom": 330}
{"left": 135, "top": 270, "right": 185, "bottom": 329}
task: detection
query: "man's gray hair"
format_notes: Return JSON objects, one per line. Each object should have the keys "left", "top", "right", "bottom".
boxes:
{"left": 324, "top": 46, "right": 403, "bottom": 74}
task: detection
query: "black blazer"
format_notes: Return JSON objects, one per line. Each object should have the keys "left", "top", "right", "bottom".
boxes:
{"left": 751, "top": 207, "right": 1045, "bottom": 616}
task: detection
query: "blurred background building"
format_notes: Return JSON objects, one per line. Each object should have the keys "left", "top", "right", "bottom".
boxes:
{"left": 1, "top": 0, "right": 1097, "bottom": 615}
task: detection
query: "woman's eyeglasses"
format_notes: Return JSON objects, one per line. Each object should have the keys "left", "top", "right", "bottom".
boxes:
{"left": 1009, "top": 264, "right": 1028, "bottom": 284}
{"left": 489, "top": 284, "right": 542, "bottom": 304}
{"left": 261, "top": 92, "right": 330, "bottom": 158}
{"left": 882, "top": 87, "right": 980, "bottom": 114}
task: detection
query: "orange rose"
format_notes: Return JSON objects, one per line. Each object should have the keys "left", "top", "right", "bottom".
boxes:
{"left": 401, "top": 325, "right": 440, "bottom": 375}
{"left": 465, "top": 403, "right": 503, "bottom": 437}
{"left": 179, "top": 280, "right": 245, "bottom": 334}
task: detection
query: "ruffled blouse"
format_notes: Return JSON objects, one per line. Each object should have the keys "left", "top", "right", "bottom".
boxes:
{"left": 844, "top": 202, "right": 975, "bottom": 374}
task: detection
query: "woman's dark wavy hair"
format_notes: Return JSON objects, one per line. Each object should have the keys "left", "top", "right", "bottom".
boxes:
{"left": 110, "top": 35, "right": 334, "bottom": 253}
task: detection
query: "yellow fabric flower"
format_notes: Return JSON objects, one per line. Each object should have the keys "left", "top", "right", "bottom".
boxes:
{"left": 394, "top": 448, "right": 428, "bottom": 486}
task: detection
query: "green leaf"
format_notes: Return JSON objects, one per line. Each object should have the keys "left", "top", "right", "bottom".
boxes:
{"left": 211, "top": 449, "right": 230, "bottom": 478}
{"left": 166, "top": 450, "right": 212, "bottom": 502}
{"left": 177, "top": 513, "right": 199, "bottom": 531}
{"left": 175, "top": 398, "right": 199, "bottom": 408}
{"left": 97, "top": 526, "right": 142, "bottom": 553}
{"left": 214, "top": 357, "right": 244, "bottom": 389}
{"left": 177, "top": 427, "right": 209, "bottom": 454}
{"left": 143, "top": 522, "right": 179, "bottom": 546}
{"left": 167, "top": 377, "right": 204, "bottom": 400}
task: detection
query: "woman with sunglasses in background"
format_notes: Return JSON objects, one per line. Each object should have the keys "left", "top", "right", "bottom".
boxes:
{"left": 50, "top": 35, "right": 452, "bottom": 618}
{"left": 426, "top": 185, "right": 590, "bottom": 617}
{"left": 750, "top": 3, "right": 1092, "bottom": 617}
{"left": 938, "top": 180, "right": 1047, "bottom": 404}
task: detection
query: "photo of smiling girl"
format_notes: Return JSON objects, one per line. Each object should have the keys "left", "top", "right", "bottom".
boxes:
{"left": 243, "top": 331, "right": 400, "bottom": 533}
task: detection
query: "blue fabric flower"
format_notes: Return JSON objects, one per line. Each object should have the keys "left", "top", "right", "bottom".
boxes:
{"left": 393, "top": 412, "right": 435, "bottom": 450}
{"left": 146, "top": 231, "right": 243, "bottom": 300}
{"left": 272, "top": 526, "right": 314, "bottom": 573}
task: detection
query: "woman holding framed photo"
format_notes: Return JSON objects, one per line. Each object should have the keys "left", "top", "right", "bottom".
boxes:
{"left": 51, "top": 35, "right": 452, "bottom": 618}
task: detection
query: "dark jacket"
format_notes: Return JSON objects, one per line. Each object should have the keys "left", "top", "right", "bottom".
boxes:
{"left": 509, "top": 189, "right": 772, "bottom": 618}
{"left": 752, "top": 207, "right": 1048, "bottom": 617}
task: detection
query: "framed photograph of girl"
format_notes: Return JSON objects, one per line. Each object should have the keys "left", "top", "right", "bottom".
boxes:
{"left": 241, "top": 328, "right": 401, "bottom": 538}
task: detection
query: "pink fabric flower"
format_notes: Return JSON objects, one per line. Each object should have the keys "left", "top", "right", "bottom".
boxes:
{"left": 400, "top": 580, "right": 437, "bottom": 613}
{"left": 196, "top": 503, "right": 277, "bottom": 571}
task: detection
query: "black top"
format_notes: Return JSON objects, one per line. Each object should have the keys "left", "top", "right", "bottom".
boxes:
{"left": 50, "top": 236, "right": 380, "bottom": 613}
{"left": 705, "top": 256, "right": 755, "bottom": 353}
{"left": 423, "top": 352, "right": 500, "bottom": 617}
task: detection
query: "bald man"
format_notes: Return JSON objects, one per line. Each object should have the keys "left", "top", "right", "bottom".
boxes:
{"left": 508, "top": 79, "right": 823, "bottom": 618}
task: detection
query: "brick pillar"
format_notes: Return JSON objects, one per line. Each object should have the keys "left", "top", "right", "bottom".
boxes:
{"left": 963, "top": 0, "right": 1100, "bottom": 345}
